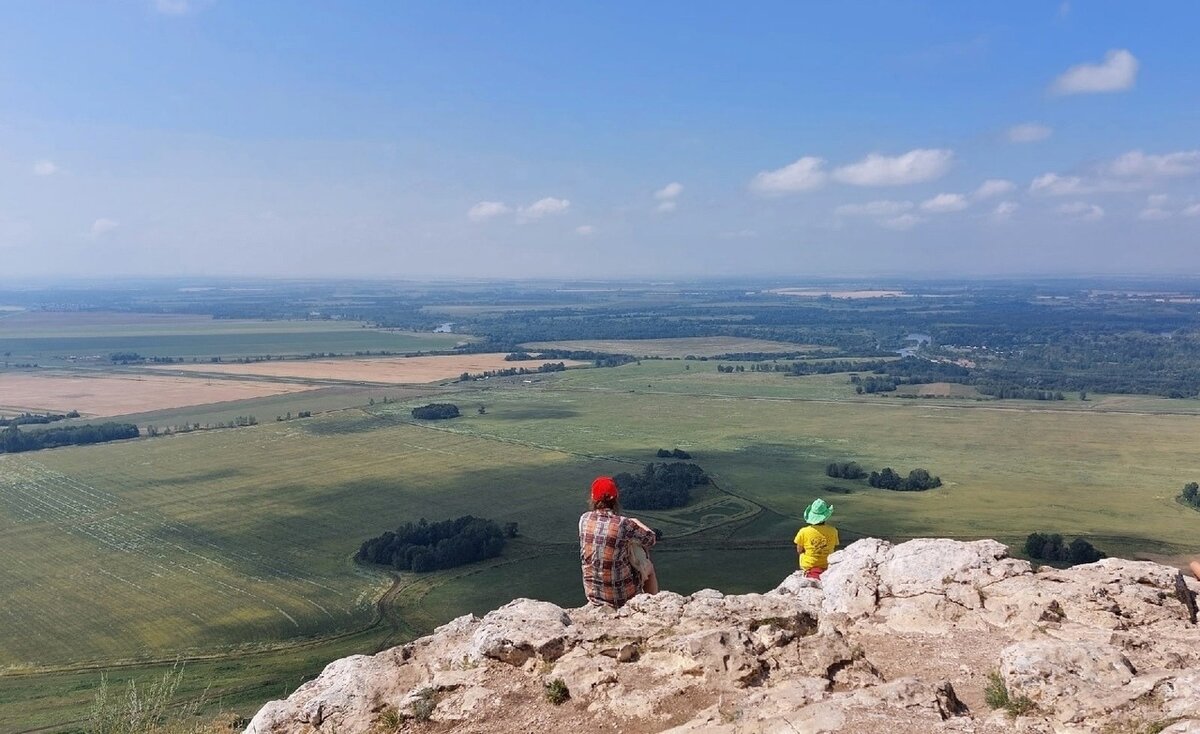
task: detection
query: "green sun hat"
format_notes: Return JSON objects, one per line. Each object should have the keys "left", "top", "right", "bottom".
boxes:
{"left": 804, "top": 498, "right": 834, "bottom": 525}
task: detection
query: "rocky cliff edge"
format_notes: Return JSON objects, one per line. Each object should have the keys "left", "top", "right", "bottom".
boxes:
{"left": 246, "top": 538, "right": 1200, "bottom": 734}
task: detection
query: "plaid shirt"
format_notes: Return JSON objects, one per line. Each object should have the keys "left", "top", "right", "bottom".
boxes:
{"left": 579, "top": 510, "right": 657, "bottom": 608}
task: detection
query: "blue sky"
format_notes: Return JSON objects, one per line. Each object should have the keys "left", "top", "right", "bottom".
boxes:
{"left": 1, "top": 1, "right": 1198, "bottom": 279}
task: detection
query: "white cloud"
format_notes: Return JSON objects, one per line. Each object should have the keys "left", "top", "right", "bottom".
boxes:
{"left": 973, "top": 179, "right": 1016, "bottom": 200}
{"left": 832, "top": 149, "right": 954, "bottom": 187}
{"left": 1139, "top": 194, "right": 1172, "bottom": 220}
{"left": 834, "top": 200, "right": 913, "bottom": 218}
{"left": 467, "top": 201, "right": 511, "bottom": 222}
{"left": 1103, "top": 150, "right": 1200, "bottom": 179}
{"left": 654, "top": 182, "right": 683, "bottom": 200}
{"left": 654, "top": 182, "right": 682, "bottom": 212}
{"left": 90, "top": 218, "right": 119, "bottom": 236}
{"left": 32, "top": 160, "right": 59, "bottom": 176}
{"left": 1029, "top": 172, "right": 1088, "bottom": 196}
{"left": 1182, "top": 203, "right": 1200, "bottom": 217}
{"left": 1031, "top": 149, "right": 1200, "bottom": 198}
{"left": 1056, "top": 202, "right": 1104, "bottom": 221}
{"left": 1051, "top": 49, "right": 1138, "bottom": 95}
{"left": 750, "top": 156, "right": 827, "bottom": 195}
{"left": 992, "top": 201, "right": 1019, "bottom": 220}
{"left": 575, "top": 225, "right": 596, "bottom": 236}
{"left": 920, "top": 193, "right": 969, "bottom": 213}
{"left": 1006, "top": 123, "right": 1053, "bottom": 143}
{"left": 517, "top": 197, "right": 570, "bottom": 222}
{"left": 881, "top": 213, "right": 922, "bottom": 230}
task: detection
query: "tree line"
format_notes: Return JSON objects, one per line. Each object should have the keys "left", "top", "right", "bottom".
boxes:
{"left": 615, "top": 462, "right": 710, "bottom": 510}
{"left": 1, "top": 422, "right": 139, "bottom": 454}
{"left": 0, "top": 410, "right": 79, "bottom": 427}
{"left": 1024, "top": 533, "right": 1105, "bottom": 565}
{"left": 825, "top": 461, "right": 866, "bottom": 480}
{"left": 457, "top": 362, "right": 567, "bottom": 381}
{"left": 355, "top": 516, "right": 514, "bottom": 572}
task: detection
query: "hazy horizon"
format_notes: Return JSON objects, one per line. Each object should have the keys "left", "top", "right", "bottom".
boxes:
{"left": 2, "top": 2, "right": 1199, "bottom": 279}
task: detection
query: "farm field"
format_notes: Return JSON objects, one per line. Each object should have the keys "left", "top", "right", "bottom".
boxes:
{"left": 0, "top": 371, "right": 315, "bottom": 417}
{"left": 152, "top": 354, "right": 589, "bottom": 384}
{"left": 0, "top": 312, "right": 465, "bottom": 364}
{"left": 521, "top": 336, "right": 819, "bottom": 358}
{"left": 0, "top": 411, "right": 627, "bottom": 670}
{"left": 4, "top": 358, "right": 1200, "bottom": 730}
{"left": 391, "top": 365, "right": 1200, "bottom": 559}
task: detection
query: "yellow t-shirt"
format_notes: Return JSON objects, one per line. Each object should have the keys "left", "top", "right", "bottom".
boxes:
{"left": 794, "top": 524, "right": 839, "bottom": 571}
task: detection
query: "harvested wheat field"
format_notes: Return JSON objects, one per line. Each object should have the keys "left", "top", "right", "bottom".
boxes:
{"left": 0, "top": 372, "right": 314, "bottom": 417}
{"left": 152, "top": 353, "right": 589, "bottom": 384}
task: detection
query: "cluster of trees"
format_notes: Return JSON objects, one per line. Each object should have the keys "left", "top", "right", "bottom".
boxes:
{"left": 1180, "top": 482, "right": 1200, "bottom": 509}
{"left": 355, "top": 516, "right": 514, "bottom": 572}
{"left": 1, "top": 422, "right": 139, "bottom": 453}
{"left": 615, "top": 462, "right": 710, "bottom": 510}
{"left": 273, "top": 411, "right": 312, "bottom": 421}
{"left": 656, "top": 448, "right": 692, "bottom": 459}
{"left": 716, "top": 364, "right": 746, "bottom": 373}
{"left": 868, "top": 467, "right": 942, "bottom": 491}
{"left": 0, "top": 410, "right": 79, "bottom": 427}
{"left": 853, "top": 376, "right": 897, "bottom": 394}
{"left": 1024, "top": 533, "right": 1105, "bottom": 565}
{"left": 825, "top": 461, "right": 866, "bottom": 479}
{"left": 411, "top": 403, "right": 461, "bottom": 420}
{"left": 457, "top": 362, "right": 567, "bottom": 381}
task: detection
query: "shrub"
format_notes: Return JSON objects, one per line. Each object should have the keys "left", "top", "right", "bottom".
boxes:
{"left": 544, "top": 678, "right": 570, "bottom": 705}
{"left": 88, "top": 666, "right": 208, "bottom": 734}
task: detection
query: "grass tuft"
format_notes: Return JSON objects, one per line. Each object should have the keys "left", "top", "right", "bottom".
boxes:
{"left": 984, "top": 671, "right": 1037, "bottom": 717}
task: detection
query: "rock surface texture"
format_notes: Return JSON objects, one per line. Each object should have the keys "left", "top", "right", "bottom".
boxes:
{"left": 246, "top": 539, "right": 1200, "bottom": 734}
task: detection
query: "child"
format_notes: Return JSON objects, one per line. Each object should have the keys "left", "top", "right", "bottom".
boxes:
{"left": 794, "top": 498, "right": 839, "bottom": 579}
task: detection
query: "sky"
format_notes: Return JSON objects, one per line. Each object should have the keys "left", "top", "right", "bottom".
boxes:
{"left": 1, "top": 1, "right": 1198, "bottom": 280}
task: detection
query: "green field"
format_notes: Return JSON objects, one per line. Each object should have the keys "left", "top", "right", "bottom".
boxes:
{"left": 4, "top": 359, "right": 1200, "bottom": 731}
{"left": 0, "top": 312, "right": 464, "bottom": 364}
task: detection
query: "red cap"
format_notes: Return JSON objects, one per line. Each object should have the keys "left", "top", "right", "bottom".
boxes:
{"left": 591, "top": 476, "right": 619, "bottom": 503}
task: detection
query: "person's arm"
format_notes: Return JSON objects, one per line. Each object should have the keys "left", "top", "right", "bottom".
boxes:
{"left": 624, "top": 517, "right": 657, "bottom": 549}
{"left": 1190, "top": 560, "right": 1200, "bottom": 582}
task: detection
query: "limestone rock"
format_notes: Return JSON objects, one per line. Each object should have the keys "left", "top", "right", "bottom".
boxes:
{"left": 245, "top": 539, "right": 1200, "bottom": 734}
{"left": 467, "top": 598, "right": 574, "bottom": 665}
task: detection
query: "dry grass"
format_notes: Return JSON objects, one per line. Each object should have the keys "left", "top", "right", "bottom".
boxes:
{"left": 152, "top": 354, "right": 588, "bottom": 384}
{"left": 0, "top": 372, "right": 314, "bottom": 417}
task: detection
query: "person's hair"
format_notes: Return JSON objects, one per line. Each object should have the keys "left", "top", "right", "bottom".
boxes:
{"left": 591, "top": 496, "right": 621, "bottom": 515}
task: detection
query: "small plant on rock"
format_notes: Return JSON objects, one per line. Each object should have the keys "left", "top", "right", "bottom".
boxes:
{"left": 411, "top": 688, "right": 436, "bottom": 722}
{"left": 984, "top": 671, "right": 1036, "bottom": 717}
{"left": 374, "top": 706, "right": 403, "bottom": 734}
{"left": 543, "top": 678, "right": 570, "bottom": 705}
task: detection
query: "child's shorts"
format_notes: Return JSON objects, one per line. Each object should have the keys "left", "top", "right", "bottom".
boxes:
{"left": 804, "top": 567, "right": 825, "bottom": 580}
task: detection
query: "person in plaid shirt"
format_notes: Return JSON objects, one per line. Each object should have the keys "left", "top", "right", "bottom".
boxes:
{"left": 579, "top": 476, "right": 659, "bottom": 608}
